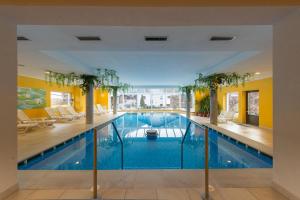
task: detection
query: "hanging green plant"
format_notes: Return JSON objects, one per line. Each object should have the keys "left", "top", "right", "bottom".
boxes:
{"left": 79, "top": 74, "right": 99, "bottom": 95}
{"left": 194, "top": 72, "right": 251, "bottom": 124}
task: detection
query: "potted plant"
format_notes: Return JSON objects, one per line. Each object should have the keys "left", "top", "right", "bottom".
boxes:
{"left": 195, "top": 73, "right": 251, "bottom": 125}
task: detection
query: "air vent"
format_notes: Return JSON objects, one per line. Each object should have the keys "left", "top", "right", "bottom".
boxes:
{"left": 17, "top": 36, "right": 30, "bottom": 41}
{"left": 210, "top": 36, "right": 236, "bottom": 41}
{"left": 145, "top": 36, "right": 168, "bottom": 41}
{"left": 76, "top": 36, "right": 101, "bottom": 41}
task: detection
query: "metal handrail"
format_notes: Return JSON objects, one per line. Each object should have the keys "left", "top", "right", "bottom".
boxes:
{"left": 111, "top": 122, "right": 124, "bottom": 170}
{"left": 180, "top": 121, "right": 210, "bottom": 199}
{"left": 180, "top": 121, "right": 192, "bottom": 169}
{"left": 93, "top": 128, "right": 98, "bottom": 199}
{"left": 92, "top": 117, "right": 210, "bottom": 200}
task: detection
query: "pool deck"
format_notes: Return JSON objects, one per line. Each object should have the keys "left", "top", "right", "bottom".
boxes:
{"left": 189, "top": 116, "right": 273, "bottom": 156}
{"left": 18, "top": 112, "right": 273, "bottom": 162}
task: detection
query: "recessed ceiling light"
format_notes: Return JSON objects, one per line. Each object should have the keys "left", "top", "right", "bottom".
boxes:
{"left": 255, "top": 72, "right": 261, "bottom": 75}
{"left": 144, "top": 36, "right": 168, "bottom": 41}
{"left": 210, "top": 36, "right": 236, "bottom": 41}
{"left": 76, "top": 36, "right": 101, "bottom": 41}
{"left": 17, "top": 36, "right": 30, "bottom": 41}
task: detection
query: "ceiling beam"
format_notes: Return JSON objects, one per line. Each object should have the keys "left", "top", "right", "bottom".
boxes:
{"left": 1, "top": 0, "right": 300, "bottom": 6}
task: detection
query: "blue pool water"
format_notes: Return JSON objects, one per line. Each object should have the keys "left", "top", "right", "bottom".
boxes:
{"left": 18, "top": 113, "right": 272, "bottom": 170}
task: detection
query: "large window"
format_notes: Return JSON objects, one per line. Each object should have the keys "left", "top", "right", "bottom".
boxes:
{"left": 226, "top": 92, "right": 239, "bottom": 113}
{"left": 111, "top": 87, "right": 194, "bottom": 111}
{"left": 50, "top": 92, "right": 71, "bottom": 107}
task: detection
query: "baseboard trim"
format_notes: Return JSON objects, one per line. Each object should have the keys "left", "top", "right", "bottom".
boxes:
{"left": 272, "top": 181, "right": 300, "bottom": 200}
{"left": 0, "top": 184, "right": 19, "bottom": 200}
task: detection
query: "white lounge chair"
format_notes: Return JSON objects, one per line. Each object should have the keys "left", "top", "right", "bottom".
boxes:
{"left": 218, "top": 111, "right": 235, "bottom": 123}
{"left": 94, "top": 105, "right": 104, "bottom": 115}
{"left": 17, "top": 109, "right": 56, "bottom": 128}
{"left": 96, "top": 104, "right": 107, "bottom": 114}
{"left": 17, "top": 122, "right": 39, "bottom": 134}
{"left": 45, "top": 107, "right": 74, "bottom": 122}
{"left": 57, "top": 106, "right": 80, "bottom": 120}
{"left": 65, "top": 106, "right": 85, "bottom": 119}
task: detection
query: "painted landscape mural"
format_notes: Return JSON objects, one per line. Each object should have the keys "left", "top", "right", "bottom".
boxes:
{"left": 18, "top": 87, "right": 46, "bottom": 109}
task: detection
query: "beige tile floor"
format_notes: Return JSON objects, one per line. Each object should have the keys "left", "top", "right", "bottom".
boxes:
{"left": 189, "top": 116, "right": 273, "bottom": 155}
{"left": 5, "top": 187, "right": 288, "bottom": 200}
{"left": 6, "top": 169, "right": 287, "bottom": 200}
{"left": 18, "top": 113, "right": 124, "bottom": 162}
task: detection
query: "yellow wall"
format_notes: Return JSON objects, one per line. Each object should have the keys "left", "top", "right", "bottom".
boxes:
{"left": 217, "top": 78, "right": 273, "bottom": 128}
{"left": 195, "top": 78, "right": 273, "bottom": 129}
{"left": 194, "top": 90, "right": 209, "bottom": 112}
{"left": 17, "top": 76, "right": 109, "bottom": 118}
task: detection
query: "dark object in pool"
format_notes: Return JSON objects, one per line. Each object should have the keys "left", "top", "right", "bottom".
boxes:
{"left": 146, "top": 129, "right": 158, "bottom": 139}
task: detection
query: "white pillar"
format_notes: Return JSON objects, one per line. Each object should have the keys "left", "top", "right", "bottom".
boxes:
{"left": 113, "top": 88, "right": 117, "bottom": 114}
{"left": 86, "top": 83, "right": 94, "bottom": 124}
{"left": 0, "top": 19, "right": 18, "bottom": 198}
{"left": 273, "top": 9, "right": 300, "bottom": 199}
{"left": 186, "top": 90, "right": 191, "bottom": 119}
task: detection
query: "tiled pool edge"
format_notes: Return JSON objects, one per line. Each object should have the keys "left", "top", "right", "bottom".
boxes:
{"left": 18, "top": 112, "right": 126, "bottom": 164}
{"left": 188, "top": 116, "right": 273, "bottom": 156}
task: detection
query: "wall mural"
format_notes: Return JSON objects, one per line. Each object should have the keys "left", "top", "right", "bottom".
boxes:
{"left": 17, "top": 87, "right": 46, "bottom": 109}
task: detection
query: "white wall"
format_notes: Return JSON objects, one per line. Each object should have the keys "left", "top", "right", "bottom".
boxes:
{"left": 273, "top": 8, "right": 300, "bottom": 199}
{"left": 0, "top": 18, "right": 18, "bottom": 198}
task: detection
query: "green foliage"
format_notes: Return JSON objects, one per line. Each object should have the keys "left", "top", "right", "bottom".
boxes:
{"left": 100, "top": 83, "right": 131, "bottom": 93}
{"left": 199, "top": 95, "right": 210, "bottom": 114}
{"left": 179, "top": 85, "right": 197, "bottom": 95}
{"left": 45, "top": 70, "right": 130, "bottom": 95}
{"left": 195, "top": 72, "right": 252, "bottom": 91}
{"left": 196, "top": 95, "right": 222, "bottom": 116}
{"left": 140, "top": 95, "right": 146, "bottom": 108}
{"left": 45, "top": 71, "right": 80, "bottom": 86}
{"left": 79, "top": 74, "right": 99, "bottom": 95}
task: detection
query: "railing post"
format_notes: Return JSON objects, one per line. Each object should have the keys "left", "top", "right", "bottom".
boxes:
{"left": 181, "top": 121, "right": 191, "bottom": 169}
{"left": 203, "top": 127, "right": 209, "bottom": 200}
{"left": 111, "top": 122, "right": 124, "bottom": 169}
{"left": 93, "top": 128, "right": 98, "bottom": 199}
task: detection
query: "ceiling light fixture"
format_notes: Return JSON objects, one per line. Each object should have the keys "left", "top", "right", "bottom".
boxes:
{"left": 76, "top": 36, "right": 101, "bottom": 41}
{"left": 17, "top": 36, "right": 30, "bottom": 41}
{"left": 255, "top": 72, "right": 261, "bottom": 75}
{"left": 144, "top": 36, "right": 168, "bottom": 41}
{"left": 210, "top": 36, "right": 236, "bottom": 41}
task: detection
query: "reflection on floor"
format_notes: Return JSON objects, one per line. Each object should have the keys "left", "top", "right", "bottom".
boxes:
{"left": 7, "top": 169, "right": 287, "bottom": 200}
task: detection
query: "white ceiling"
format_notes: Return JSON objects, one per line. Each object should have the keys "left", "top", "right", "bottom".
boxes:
{"left": 17, "top": 25, "right": 272, "bottom": 86}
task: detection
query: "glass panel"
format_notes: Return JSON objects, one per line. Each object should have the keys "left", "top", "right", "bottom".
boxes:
{"left": 247, "top": 92, "right": 259, "bottom": 116}
{"left": 114, "top": 87, "right": 193, "bottom": 111}
{"left": 226, "top": 92, "right": 239, "bottom": 113}
{"left": 98, "top": 124, "right": 122, "bottom": 169}
{"left": 50, "top": 91, "right": 71, "bottom": 107}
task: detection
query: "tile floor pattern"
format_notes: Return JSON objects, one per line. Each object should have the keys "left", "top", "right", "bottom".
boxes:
{"left": 5, "top": 187, "right": 288, "bottom": 200}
